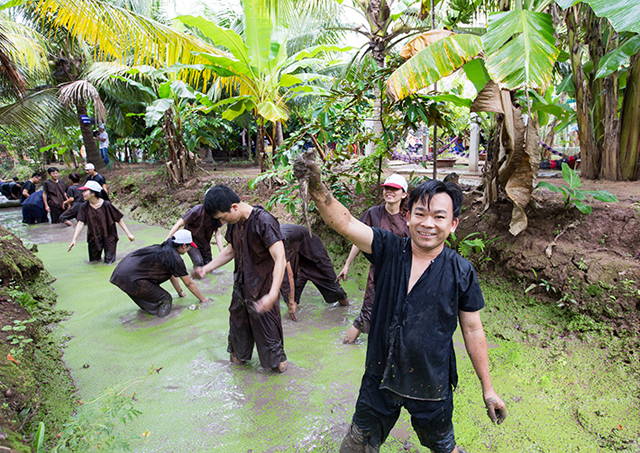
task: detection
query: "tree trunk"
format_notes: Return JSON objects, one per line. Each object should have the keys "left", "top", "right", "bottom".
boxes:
{"left": 618, "top": 53, "right": 640, "bottom": 180}
{"left": 162, "top": 109, "right": 189, "bottom": 184}
{"left": 75, "top": 103, "right": 104, "bottom": 172}
{"left": 567, "top": 8, "right": 598, "bottom": 179}
{"left": 275, "top": 121, "right": 284, "bottom": 147}
{"left": 257, "top": 118, "right": 266, "bottom": 172}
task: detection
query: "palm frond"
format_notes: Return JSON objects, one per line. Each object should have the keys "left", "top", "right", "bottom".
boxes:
{"left": 25, "top": 0, "right": 225, "bottom": 88}
{"left": 0, "top": 88, "right": 76, "bottom": 137}
{"left": 58, "top": 79, "right": 107, "bottom": 124}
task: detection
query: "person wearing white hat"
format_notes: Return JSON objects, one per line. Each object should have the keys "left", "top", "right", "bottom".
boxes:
{"left": 337, "top": 174, "right": 411, "bottom": 343}
{"left": 110, "top": 229, "right": 208, "bottom": 317}
{"left": 84, "top": 163, "right": 108, "bottom": 194}
{"left": 68, "top": 180, "right": 134, "bottom": 263}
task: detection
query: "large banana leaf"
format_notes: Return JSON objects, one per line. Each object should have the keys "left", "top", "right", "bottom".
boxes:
{"left": 386, "top": 33, "right": 483, "bottom": 102}
{"left": 595, "top": 35, "right": 640, "bottom": 79}
{"left": 483, "top": 10, "right": 559, "bottom": 89}
{"left": 244, "top": 0, "right": 274, "bottom": 75}
{"left": 177, "top": 15, "right": 249, "bottom": 66}
{"left": 555, "top": 0, "right": 640, "bottom": 34}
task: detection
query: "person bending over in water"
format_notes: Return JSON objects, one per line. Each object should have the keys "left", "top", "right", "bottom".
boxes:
{"left": 68, "top": 180, "right": 134, "bottom": 263}
{"left": 110, "top": 230, "right": 208, "bottom": 318}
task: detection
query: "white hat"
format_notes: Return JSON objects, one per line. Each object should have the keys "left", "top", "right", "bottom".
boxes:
{"left": 380, "top": 174, "right": 408, "bottom": 192}
{"left": 85, "top": 163, "right": 95, "bottom": 170}
{"left": 78, "top": 180, "right": 103, "bottom": 192}
{"left": 172, "top": 229, "right": 197, "bottom": 248}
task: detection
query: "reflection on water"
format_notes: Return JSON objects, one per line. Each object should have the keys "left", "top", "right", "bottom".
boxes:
{"left": 0, "top": 207, "right": 28, "bottom": 238}
{"left": 0, "top": 206, "right": 74, "bottom": 246}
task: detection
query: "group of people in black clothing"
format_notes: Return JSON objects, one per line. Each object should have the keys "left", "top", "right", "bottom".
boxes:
{"left": 16, "top": 159, "right": 507, "bottom": 453}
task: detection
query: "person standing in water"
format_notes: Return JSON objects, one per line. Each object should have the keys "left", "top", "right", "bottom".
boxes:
{"left": 337, "top": 174, "right": 410, "bottom": 343}
{"left": 110, "top": 230, "right": 208, "bottom": 318}
{"left": 42, "top": 167, "right": 68, "bottom": 224}
{"left": 59, "top": 173, "right": 83, "bottom": 226}
{"left": 68, "top": 180, "right": 134, "bottom": 263}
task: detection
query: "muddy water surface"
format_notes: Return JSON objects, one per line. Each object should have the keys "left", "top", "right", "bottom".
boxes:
{"left": 4, "top": 208, "right": 639, "bottom": 452}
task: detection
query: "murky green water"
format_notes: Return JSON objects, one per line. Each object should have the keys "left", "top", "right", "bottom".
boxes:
{"left": 3, "top": 208, "right": 638, "bottom": 452}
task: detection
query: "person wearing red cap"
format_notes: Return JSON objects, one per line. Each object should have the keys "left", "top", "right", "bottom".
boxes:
{"left": 110, "top": 229, "right": 208, "bottom": 317}
{"left": 337, "top": 174, "right": 410, "bottom": 343}
{"left": 68, "top": 180, "right": 134, "bottom": 263}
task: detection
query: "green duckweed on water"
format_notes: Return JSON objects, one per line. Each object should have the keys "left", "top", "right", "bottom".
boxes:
{"left": 17, "top": 214, "right": 639, "bottom": 452}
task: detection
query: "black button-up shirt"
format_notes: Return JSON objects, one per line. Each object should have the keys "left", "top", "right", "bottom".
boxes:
{"left": 364, "top": 228, "right": 485, "bottom": 401}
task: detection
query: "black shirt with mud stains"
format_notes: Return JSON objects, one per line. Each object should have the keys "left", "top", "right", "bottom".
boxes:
{"left": 225, "top": 206, "right": 283, "bottom": 301}
{"left": 110, "top": 244, "right": 188, "bottom": 295}
{"left": 77, "top": 201, "right": 123, "bottom": 245}
{"left": 182, "top": 204, "right": 221, "bottom": 250}
{"left": 364, "top": 228, "right": 485, "bottom": 401}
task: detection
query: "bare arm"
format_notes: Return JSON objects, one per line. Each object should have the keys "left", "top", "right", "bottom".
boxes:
{"left": 102, "top": 183, "right": 108, "bottom": 194}
{"left": 68, "top": 221, "right": 85, "bottom": 251}
{"left": 63, "top": 196, "right": 74, "bottom": 208}
{"left": 170, "top": 275, "right": 185, "bottom": 296}
{"left": 285, "top": 261, "right": 297, "bottom": 321}
{"left": 118, "top": 218, "right": 135, "bottom": 241}
{"left": 179, "top": 274, "right": 208, "bottom": 303}
{"left": 166, "top": 218, "right": 186, "bottom": 240}
{"left": 214, "top": 228, "right": 224, "bottom": 253}
{"left": 337, "top": 244, "right": 361, "bottom": 282}
{"left": 293, "top": 156, "right": 373, "bottom": 253}
{"left": 42, "top": 190, "right": 49, "bottom": 212}
{"left": 254, "top": 240, "right": 286, "bottom": 314}
{"left": 195, "top": 244, "right": 234, "bottom": 278}
{"left": 459, "top": 310, "right": 507, "bottom": 424}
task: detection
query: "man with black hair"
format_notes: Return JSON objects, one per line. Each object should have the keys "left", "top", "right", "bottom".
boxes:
{"left": 194, "top": 185, "right": 288, "bottom": 373}
{"left": 294, "top": 155, "right": 506, "bottom": 453}
{"left": 20, "top": 173, "right": 41, "bottom": 203}
{"left": 42, "top": 167, "right": 68, "bottom": 223}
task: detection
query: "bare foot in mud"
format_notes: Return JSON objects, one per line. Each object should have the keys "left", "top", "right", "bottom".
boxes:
{"left": 229, "top": 353, "right": 245, "bottom": 365}
{"left": 338, "top": 298, "right": 350, "bottom": 306}
{"left": 276, "top": 361, "right": 288, "bottom": 373}
{"left": 343, "top": 325, "right": 361, "bottom": 344}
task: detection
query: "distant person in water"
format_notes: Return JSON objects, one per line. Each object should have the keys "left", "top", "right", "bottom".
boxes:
{"left": 337, "top": 174, "right": 410, "bottom": 343}
{"left": 42, "top": 167, "right": 68, "bottom": 224}
{"left": 0, "top": 181, "right": 21, "bottom": 200}
{"left": 84, "top": 163, "right": 108, "bottom": 195}
{"left": 21, "top": 190, "right": 48, "bottom": 224}
{"left": 279, "top": 223, "right": 349, "bottom": 321}
{"left": 59, "top": 173, "right": 83, "bottom": 226}
{"left": 110, "top": 229, "right": 208, "bottom": 318}
{"left": 166, "top": 200, "right": 224, "bottom": 268}
{"left": 68, "top": 180, "right": 134, "bottom": 263}
{"left": 20, "top": 173, "right": 41, "bottom": 204}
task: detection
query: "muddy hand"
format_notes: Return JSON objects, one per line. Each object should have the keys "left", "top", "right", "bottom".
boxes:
{"left": 292, "top": 149, "right": 322, "bottom": 192}
{"left": 287, "top": 301, "right": 298, "bottom": 321}
{"left": 68, "top": 240, "right": 75, "bottom": 252}
{"left": 485, "top": 395, "right": 507, "bottom": 425}
{"left": 192, "top": 266, "right": 205, "bottom": 280}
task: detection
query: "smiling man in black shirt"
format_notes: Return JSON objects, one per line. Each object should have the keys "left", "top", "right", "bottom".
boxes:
{"left": 294, "top": 156, "right": 506, "bottom": 453}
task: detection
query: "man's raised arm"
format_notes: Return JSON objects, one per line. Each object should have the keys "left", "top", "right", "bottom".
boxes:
{"left": 293, "top": 152, "right": 373, "bottom": 254}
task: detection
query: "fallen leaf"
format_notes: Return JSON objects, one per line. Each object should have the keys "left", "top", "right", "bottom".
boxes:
{"left": 142, "top": 430, "right": 151, "bottom": 438}
{"left": 7, "top": 353, "right": 19, "bottom": 365}
{"left": 617, "top": 424, "right": 623, "bottom": 430}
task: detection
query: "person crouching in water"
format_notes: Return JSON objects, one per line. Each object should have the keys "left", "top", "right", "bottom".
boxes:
{"left": 68, "top": 180, "right": 134, "bottom": 263}
{"left": 110, "top": 230, "right": 209, "bottom": 318}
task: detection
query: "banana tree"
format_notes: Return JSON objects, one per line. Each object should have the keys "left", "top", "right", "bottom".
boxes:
{"left": 559, "top": 0, "right": 640, "bottom": 180}
{"left": 178, "top": 0, "right": 349, "bottom": 172}
{"left": 385, "top": 4, "right": 560, "bottom": 235}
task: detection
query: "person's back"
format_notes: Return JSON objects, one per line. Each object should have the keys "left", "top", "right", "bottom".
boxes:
{"left": 22, "top": 190, "right": 48, "bottom": 224}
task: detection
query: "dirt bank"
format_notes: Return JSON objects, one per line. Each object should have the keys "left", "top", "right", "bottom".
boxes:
{"left": 0, "top": 225, "right": 76, "bottom": 452}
